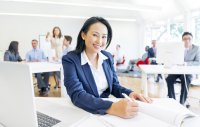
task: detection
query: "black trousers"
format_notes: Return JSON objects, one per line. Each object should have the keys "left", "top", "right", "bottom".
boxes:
{"left": 35, "top": 72, "right": 49, "bottom": 89}
{"left": 166, "top": 74, "right": 192, "bottom": 104}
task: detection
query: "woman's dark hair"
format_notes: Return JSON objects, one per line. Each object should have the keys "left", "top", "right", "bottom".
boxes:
{"left": 64, "top": 35, "right": 72, "bottom": 44}
{"left": 52, "top": 26, "right": 62, "bottom": 38}
{"left": 8, "top": 41, "right": 19, "bottom": 54}
{"left": 75, "top": 16, "right": 112, "bottom": 53}
{"left": 182, "top": 32, "right": 193, "bottom": 38}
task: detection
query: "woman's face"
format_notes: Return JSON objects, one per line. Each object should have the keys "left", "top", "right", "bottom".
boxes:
{"left": 54, "top": 28, "right": 60, "bottom": 36}
{"left": 82, "top": 22, "right": 108, "bottom": 54}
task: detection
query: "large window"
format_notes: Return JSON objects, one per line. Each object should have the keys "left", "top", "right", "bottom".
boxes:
{"left": 170, "top": 22, "right": 184, "bottom": 41}
{"left": 152, "top": 25, "right": 167, "bottom": 41}
{"left": 194, "top": 17, "right": 200, "bottom": 45}
{"left": 145, "top": 16, "right": 184, "bottom": 45}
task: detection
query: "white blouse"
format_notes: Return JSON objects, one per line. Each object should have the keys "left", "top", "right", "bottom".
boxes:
{"left": 81, "top": 51, "right": 109, "bottom": 95}
{"left": 47, "top": 35, "right": 64, "bottom": 59}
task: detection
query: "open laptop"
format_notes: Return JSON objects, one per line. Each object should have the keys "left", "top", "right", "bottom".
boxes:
{"left": 0, "top": 62, "right": 90, "bottom": 127}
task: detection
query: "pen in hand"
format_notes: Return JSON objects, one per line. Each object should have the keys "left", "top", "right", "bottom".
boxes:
{"left": 122, "top": 93, "right": 133, "bottom": 102}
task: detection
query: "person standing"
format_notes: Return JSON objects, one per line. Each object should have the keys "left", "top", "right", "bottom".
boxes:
{"left": 46, "top": 26, "right": 64, "bottom": 61}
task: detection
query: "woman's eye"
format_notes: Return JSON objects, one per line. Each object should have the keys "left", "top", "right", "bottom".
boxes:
{"left": 93, "top": 34, "right": 98, "bottom": 37}
{"left": 102, "top": 36, "right": 107, "bottom": 39}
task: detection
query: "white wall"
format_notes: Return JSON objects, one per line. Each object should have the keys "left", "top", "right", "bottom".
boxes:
{"left": 0, "top": 15, "right": 140, "bottom": 61}
{"left": 107, "top": 21, "right": 140, "bottom": 61}
{"left": 0, "top": 15, "right": 83, "bottom": 59}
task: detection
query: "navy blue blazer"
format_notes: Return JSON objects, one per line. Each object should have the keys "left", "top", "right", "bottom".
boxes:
{"left": 62, "top": 50, "right": 133, "bottom": 114}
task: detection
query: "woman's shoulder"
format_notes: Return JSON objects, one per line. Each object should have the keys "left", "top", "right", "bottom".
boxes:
{"left": 62, "top": 50, "right": 80, "bottom": 61}
{"left": 101, "top": 50, "right": 113, "bottom": 59}
{"left": 4, "top": 50, "right": 11, "bottom": 55}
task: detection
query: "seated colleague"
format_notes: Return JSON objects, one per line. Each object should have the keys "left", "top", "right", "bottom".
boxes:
{"left": 136, "top": 46, "right": 150, "bottom": 66}
{"left": 148, "top": 40, "right": 162, "bottom": 82}
{"left": 26, "top": 39, "right": 49, "bottom": 96}
{"left": 62, "top": 17, "right": 152, "bottom": 118}
{"left": 166, "top": 32, "right": 200, "bottom": 105}
{"left": 62, "top": 35, "right": 73, "bottom": 56}
{"left": 142, "top": 46, "right": 150, "bottom": 60}
{"left": 114, "top": 44, "right": 126, "bottom": 66}
{"left": 148, "top": 40, "right": 156, "bottom": 59}
{"left": 4, "top": 41, "right": 22, "bottom": 62}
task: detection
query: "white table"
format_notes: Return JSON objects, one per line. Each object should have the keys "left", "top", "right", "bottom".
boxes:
{"left": 35, "top": 97, "right": 200, "bottom": 127}
{"left": 139, "top": 65, "right": 200, "bottom": 96}
{"left": 27, "top": 62, "right": 61, "bottom": 73}
{"left": 24, "top": 62, "right": 67, "bottom": 97}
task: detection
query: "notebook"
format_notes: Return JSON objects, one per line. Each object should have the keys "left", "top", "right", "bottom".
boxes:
{"left": 99, "top": 98, "right": 198, "bottom": 127}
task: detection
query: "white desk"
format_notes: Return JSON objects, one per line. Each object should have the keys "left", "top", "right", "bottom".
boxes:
{"left": 27, "top": 62, "right": 61, "bottom": 73}
{"left": 25, "top": 62, "right": 67, "bottom": 97}
{"left": 139, "top": 65, "right": 200, "bottom": 96}
{"left": 35, "top": 97, "right": 200, "bottom": 127}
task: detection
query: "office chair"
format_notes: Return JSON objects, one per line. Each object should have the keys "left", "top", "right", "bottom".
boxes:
{"left": 53, "top": 72, "right": 60, "bottom": 89}
{"left": 174, "top": 74, "right": 200, "bottom": 108}
{"left": 32, "top": 74, "right": 38, "bottom": 88}
{"left": 174, "top": 78, "right": 190, "bottom": 108}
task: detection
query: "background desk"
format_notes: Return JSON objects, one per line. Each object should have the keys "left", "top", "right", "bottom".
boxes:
{"left": 139, "top": 65, "right": 200, "bottom": 96}
{"left": 26, "top": 62, "right": 67, "bottom": 97}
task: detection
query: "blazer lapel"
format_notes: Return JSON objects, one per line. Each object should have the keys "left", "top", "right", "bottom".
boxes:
{"left": 81, "top": 63, "right": 99, "bottom": 97}
{"left": 102, "top": 60, "right": 112, "bottom": 93}
{"left": 185, "top": 45, "right": 194, "bottom": 60}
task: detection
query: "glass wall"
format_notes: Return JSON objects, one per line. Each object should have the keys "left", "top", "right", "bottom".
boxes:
{"left": 193, "top": 17, "right": 200, "bottom": 45}
{"left": 145, "top": 15, "right": 184, "bottom": 45}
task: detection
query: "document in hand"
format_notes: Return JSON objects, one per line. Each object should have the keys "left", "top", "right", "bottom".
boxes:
{"left": 100, "top": 98, "right": 198, "bottom": 127}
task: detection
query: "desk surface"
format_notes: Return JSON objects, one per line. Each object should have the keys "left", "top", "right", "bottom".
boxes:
{"left": 26, "top": 62, "right": 62, "bottom": 73}
{"left": 139, "top": 65, "right": 200, "bottom": 74}
{"left": 35, "top": 97, "right": 200, "bottom": 127}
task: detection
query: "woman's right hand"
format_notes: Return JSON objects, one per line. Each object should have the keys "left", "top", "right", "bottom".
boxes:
{"left": 106, "top": 99, "right": 138, "bottom": 119}
{"left": 46, "top": 32, "right": 50, "bottom": 38}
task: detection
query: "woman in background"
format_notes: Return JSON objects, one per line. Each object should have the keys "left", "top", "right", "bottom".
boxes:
{"left": 46, "top": 26, "right": 64, "bottom": 61}
{"left": 4, "top": 41, "right": 22, "bottom": 62}
{"left": 46, "top": 26, "right": 64, "bottom": 89}
{"left": 54, "top": 35, "right": 73, "bottom": 89}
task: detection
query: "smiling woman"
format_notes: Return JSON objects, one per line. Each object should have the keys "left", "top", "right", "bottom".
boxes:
{"left": 62, "top": 16, "right": 152, "bottom": 119}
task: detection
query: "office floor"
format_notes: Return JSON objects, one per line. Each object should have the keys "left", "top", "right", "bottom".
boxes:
{"left": 34, "top": 76, "right": 61, "bottom": 97}
{"left": 34, "top": 75, "right": 200, "bottom": 115}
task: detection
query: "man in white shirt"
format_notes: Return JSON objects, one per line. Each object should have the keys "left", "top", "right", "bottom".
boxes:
{"left": 26, "top": 39, "right": 49, "bottom": 96}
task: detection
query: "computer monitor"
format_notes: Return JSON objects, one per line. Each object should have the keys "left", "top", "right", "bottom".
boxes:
{"left": 156, "top": 42, "right": 184, "bottom": 67}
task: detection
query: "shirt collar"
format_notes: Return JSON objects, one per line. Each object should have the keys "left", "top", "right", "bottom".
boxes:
{"left": 33, "top": 48, "right": 38, "bottom": 51}
{"left": 81, "top": 51, "right": 108, "bottom": 66}
{"left": 185, "top": 44, "right": 193, "bottom": 50}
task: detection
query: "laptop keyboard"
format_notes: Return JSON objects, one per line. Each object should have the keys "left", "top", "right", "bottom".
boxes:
{"left": 37, "top": 111, "right": 61, "bottom": 127}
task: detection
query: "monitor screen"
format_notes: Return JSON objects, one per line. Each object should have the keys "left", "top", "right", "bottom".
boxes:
{"left": 156, "top": 42, "right": 184, "bottom": 67}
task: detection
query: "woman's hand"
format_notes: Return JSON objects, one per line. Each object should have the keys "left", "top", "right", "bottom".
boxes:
{"left": 129, "top": 92, "right": 153, "bottom": 103}
{"left": 106, "top": 99, "right": 138, "bottom": 119}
